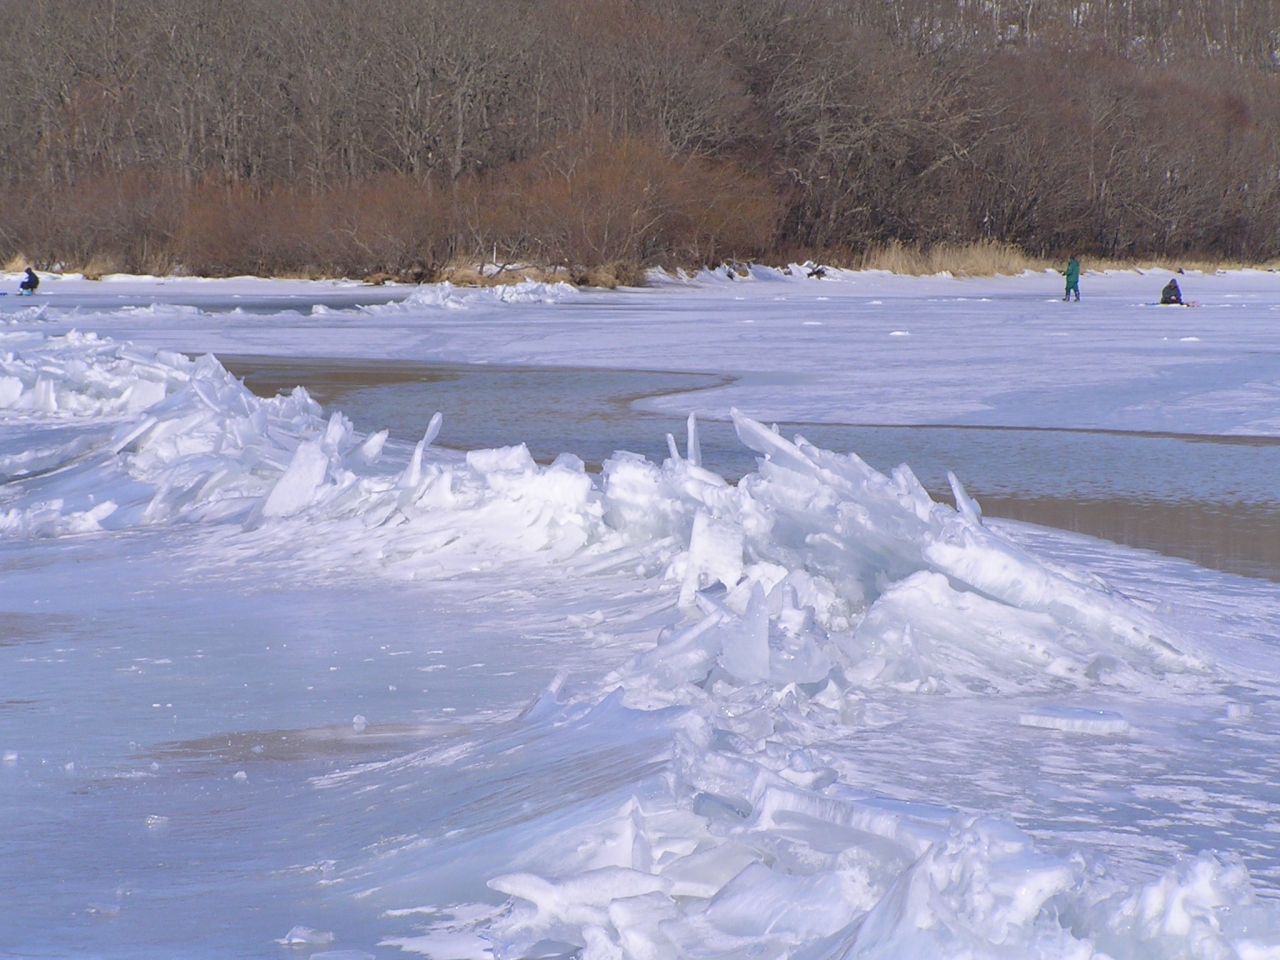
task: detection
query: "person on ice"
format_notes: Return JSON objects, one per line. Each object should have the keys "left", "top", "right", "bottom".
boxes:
{"left": 1161, "top": 278, "right": 1183, "bottom": 305}
{"left": 18, "top": 268, "right": 38, "bottom": 295}
{"left": 1063, "top": 256, "right": 1080, "bottom": 301}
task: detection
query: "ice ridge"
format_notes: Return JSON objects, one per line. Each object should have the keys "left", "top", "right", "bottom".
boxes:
{"left": 0, "top": 332, "right": 1209, "bottom": 690}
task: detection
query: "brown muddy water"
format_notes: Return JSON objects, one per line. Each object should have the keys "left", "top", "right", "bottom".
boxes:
{"left": 221, "top": 355, "right": 1280, "bottom": 583}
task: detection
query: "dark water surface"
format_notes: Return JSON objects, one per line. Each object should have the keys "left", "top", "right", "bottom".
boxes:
{"left": 221, "top": 355, "right": 1280, "bottom": 583}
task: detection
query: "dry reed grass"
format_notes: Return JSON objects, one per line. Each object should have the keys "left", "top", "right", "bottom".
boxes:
{"left": 850, "top": 240, "right": 1049, "bottom": 277}
{"left": 576, "top": 261, "right": 645, "bottom": 288}
{"left": 1080, "top": 255, "right": 1280, "bottom": 274}
{"left": 797, "top": 244, "right": 1280, "bottom": 279}
{"left": 79, "top": 254, "right": 123, "bottom": 280}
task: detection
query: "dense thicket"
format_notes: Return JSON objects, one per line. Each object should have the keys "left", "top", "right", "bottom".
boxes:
{"left": 1, "top": 0, "right": 1278, "bottom": 276}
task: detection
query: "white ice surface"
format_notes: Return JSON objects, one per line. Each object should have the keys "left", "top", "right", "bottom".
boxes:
{"left": 4, "top": 266, "right": 1280, "bottom": 435}
{"left": 2, "top": 269, "right": 1280, "bottom": 960}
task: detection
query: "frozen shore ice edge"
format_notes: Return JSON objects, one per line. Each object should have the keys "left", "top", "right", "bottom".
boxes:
{"left": 2, "top": 329, "right": 1280, "bottom": 960}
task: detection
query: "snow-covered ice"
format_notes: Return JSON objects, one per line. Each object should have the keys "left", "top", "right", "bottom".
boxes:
{"left": 1, "top": 266, "right": 1280, "bottom": 960}
{"left": 9, "top": 265, "right": 1280, "bottom": 435}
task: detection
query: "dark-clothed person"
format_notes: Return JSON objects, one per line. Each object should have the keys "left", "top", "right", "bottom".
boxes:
{"left": 1063, "top": 258, "right": 1080, "bottom": 301}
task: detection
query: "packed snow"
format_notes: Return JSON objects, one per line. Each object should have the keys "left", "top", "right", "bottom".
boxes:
{"left": 1, "top": 267, "right": 1280, "bottom": 960}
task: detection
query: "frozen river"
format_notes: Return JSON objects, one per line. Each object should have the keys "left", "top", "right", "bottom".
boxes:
{"left": 3, "top": 267, "right": 1280, "bottom": 960}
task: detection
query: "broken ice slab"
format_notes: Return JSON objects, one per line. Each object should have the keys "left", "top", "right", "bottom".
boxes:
{"left": 276, "top": 925, "right": 334, "bottom": 946}
{"left": 1018, "top": 705, "right": 1129, "bottom": 734}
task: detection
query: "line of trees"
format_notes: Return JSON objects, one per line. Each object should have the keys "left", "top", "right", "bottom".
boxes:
{"left": 1, "top": 0, "right": 1278, "bottom": 277}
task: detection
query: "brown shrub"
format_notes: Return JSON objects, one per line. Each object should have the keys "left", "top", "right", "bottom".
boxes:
{"left": 174, "top": 176, "right": 455, "bottom": 277}
{"left": 0, "top": 170, "right": 181, "bottom": 273}
{"left": 491, "top": 133, "right": 781, "bottom": 269}
{"left": 0, "top": 141, "right": 779, "bottom": 279}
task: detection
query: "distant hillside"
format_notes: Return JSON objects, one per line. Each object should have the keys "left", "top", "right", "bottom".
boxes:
{"left": 2, "top": 0, "right": 1278, "bottom": 276}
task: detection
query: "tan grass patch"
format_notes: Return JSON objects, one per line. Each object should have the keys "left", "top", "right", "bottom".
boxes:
{"left": 78, "top": 254, "right": 123, "bottom": 280}
{"left": 577, "top": 261, "right": 643, "bottom": 288}
{"left": 1081, "top": 255, "right": 1280, "bottom": 274}
{"left": 818, "top": 243, "right": 1280, "bottom": 278}
{"left": 852, "top": 240, "right": 1047, "bottom": 277}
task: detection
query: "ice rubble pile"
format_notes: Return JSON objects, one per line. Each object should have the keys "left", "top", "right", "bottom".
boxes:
{"left": 0, "top": 333, "right": 342, "bottom": 535}
{"left": 0, "top": 332, "right": 1209, "bottom": 688}
{"left": 266, "top": 386, "right": 1255, "bottom": 958}
{"left": 360, "top": 680, "right": 1280, "bottom": 960}
{"left": 357, "top": 575, "right": 1271, "bottom": 960}
{"left": 603, "top": 409, "right": 1204, "bottom": 696}
{"left": 371, "top": 280, "right": 580, "bottom": 312}
{"left": 0, "top": 330, "right": 181, "bottom": 417}
{"left": 412, "top": 420, "right": 1263, "bottom": 960}
{"left": 0, "top": 333, "right": 603, "bottom": 556}
{"left": 5, "top": 331, "right": 1276, "bottom": 958}
{"left": 364, "top": 411, "right": 1266, "bottom": 959}
{"left": 0, "top": 332, "right": 1205, "bottom": 685}
{"left": 649, "top": 262, "right": 879, "bottom": 286}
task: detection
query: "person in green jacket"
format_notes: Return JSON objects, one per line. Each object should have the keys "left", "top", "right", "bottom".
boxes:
{"left": 1063, "top": 257, "right": 1080, "bottom": 301}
